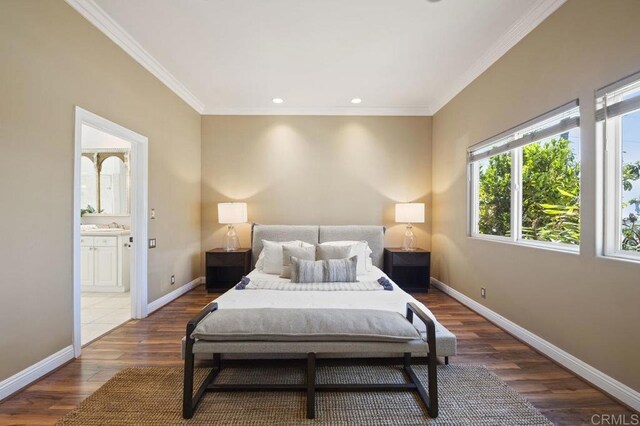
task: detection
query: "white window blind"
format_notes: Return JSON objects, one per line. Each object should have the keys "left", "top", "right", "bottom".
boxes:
{"left": 468, "top": 100, "right": 580, "bottom": 163}
{"left": 596, "top": 70, "right": 640, "bottom": 122}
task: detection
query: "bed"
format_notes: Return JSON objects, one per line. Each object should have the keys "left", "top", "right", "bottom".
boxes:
{"left": 210, "top": 224, "right": 457, "bottom": 359}
{"left": 182, "top": 225, "right": 456, "bottom": 420}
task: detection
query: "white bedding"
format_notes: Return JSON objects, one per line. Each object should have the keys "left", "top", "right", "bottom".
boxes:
{"left": 212, "top": 266, "right": 442, "bottom": 337}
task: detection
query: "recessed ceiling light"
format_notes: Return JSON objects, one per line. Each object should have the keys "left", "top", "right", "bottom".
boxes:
{"left": 272, "top": 98, "right": 284, "bottom": 104}
{"left": 351, "top": 98, "right": 362, "bottom": 104}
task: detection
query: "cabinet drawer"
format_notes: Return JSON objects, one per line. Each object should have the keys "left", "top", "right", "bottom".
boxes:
{"left": 392, "top": 252, "right": 429, "bottom": 267}
{"left": 94, "top": 236, "right": 118, "bottom": 247}
{"left": 207, "top": 253, "right": 247, "bottom": 267}
{"left": 80, "top": 236, "right": 94, "bottom": 247}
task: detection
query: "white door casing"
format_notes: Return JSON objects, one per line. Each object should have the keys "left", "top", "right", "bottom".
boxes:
{"left": 73, "top": 106, "right": 149, "bottom": 358}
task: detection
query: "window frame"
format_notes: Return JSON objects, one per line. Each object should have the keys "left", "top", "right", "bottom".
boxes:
{"left": 467, "top": 100, "right": 581, "bottom": 254}
{"left": 599, "top": 73, "right": 640, "bottom": 262}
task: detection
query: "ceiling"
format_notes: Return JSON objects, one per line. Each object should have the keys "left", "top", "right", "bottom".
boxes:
{"left": 68, "top": 0, "right": 565, "bottom": 115}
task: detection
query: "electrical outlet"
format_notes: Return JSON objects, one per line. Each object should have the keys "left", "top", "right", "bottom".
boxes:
{"left": 481, "top": 287, "right": 486, "bottom": 299}
{"left": 150, "top": 209, "right": 156, "bottom": 219}
{"left": 171, "top": 275, "right": 175, "bottom": 285}
{"left": 148, "top": 238, "right": 156, "bottom": 249}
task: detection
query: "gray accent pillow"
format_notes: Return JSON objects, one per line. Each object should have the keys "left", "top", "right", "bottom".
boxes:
{"left": 316, "top": 244, "right": 352, "bottom": 261}
{"left": 325, "top": 256, "right": 358, "bottom": 282}
{"left": 291, "top": 256, "right": 324, "bottom": 283}
{"left": 281, "top": 245, "right": 316, "bottom": 278}
{"left": 291, "top": 256, "right": 358, "bottom": 283}
{"left": 191, "top": 308, "right": 421, "bottom": 342}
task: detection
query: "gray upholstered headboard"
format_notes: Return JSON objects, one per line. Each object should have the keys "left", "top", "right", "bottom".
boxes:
{"left": 251, "top": 224, "right": 386, "bottom": 269}
{"left": 251, "top": 225, "right": 319, "bottom": 267}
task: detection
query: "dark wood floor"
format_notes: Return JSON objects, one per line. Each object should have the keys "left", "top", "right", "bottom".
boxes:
{"left": 0, "top": 286, "right": 635, "bottom": 425}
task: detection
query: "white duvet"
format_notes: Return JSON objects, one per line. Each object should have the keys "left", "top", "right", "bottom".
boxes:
{"left": 212, "top": 266, "right": 444, "bottom": 337}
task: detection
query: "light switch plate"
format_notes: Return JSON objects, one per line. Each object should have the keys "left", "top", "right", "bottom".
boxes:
{"left": 149, "top": 238, "right": 156, "bottom": 249}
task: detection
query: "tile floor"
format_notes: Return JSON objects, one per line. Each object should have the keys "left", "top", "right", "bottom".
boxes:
{"left": 81, "top": 292, "right": 131, "bottom": 345}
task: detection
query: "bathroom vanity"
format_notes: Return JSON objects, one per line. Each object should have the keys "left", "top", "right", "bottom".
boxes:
{"left": 80, "top": 229, "right": 130, "bottom": 292}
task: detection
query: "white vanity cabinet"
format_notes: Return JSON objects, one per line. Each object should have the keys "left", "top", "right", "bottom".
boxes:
{"left": 80, "top": 232, "right": 130, "bottom": 292}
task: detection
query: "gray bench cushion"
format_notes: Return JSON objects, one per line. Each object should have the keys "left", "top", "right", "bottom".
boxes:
{"left": 191, "top": 308, "right": 422, "bottom": 343}
{"left": 190, "top": 339, "right": 428, "bottom": 355}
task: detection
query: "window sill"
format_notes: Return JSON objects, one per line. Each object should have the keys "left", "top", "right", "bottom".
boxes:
{"left": 600, "top": 251, "right": 640, "bottom": 265}
{"left": 468, "top": 234, "right": 580, "bottom": 255}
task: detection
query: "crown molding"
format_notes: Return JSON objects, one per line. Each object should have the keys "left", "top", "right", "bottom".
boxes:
{"left": 64, "top": 0, "right": 205, "bottom": 114}
{"left": 65, "top": 0, "right": 564, "bottom": 118}
{"left": 202, "top": 106, "right": 433, "bottom": 116}
{"left": 430, "top": 0, "right": 567, "bottom": 114}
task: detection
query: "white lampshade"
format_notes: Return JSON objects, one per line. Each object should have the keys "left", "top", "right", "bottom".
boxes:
{"left": 395, "top": 203, "right": 425, "bottom": 224}
{"left": 218, "top": 202, "right": 247, "bottom": 224}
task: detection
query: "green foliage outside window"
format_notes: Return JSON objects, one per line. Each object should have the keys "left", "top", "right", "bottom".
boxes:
{"left": 477, "top": 153, "right": 511, "bottom": 237}
{"left": 521, "top": 138, "right": 580, "bottom": 245}
{"left": 622, "top": 161, "right": 640, "bottom": 251}
{"left": 478, "top": 137, "right": 579, "bottom": 244}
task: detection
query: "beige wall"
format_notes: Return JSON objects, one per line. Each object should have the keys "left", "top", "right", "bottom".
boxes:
{"left": 432, "top": 0, "right": 640, "bottom": 391}
{"left": 201, "top": 116, "right": 432, "bottom": 257}
{"left": 0, "top": 1, "right": 201, "bottom": 381}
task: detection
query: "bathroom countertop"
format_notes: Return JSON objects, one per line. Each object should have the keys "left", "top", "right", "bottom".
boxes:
{"left": 80, "top": 229, "right": 131, "bottom": 236}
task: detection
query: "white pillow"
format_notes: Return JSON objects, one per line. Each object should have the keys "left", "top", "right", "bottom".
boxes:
{"left": 259, "top": 240, "right": 302, "bottom": 274}
{"left": 255, "top": 240, "right": 314, "bottom": 271}
{"left": 319, "top": 240, "right": 372, "bottom": 275}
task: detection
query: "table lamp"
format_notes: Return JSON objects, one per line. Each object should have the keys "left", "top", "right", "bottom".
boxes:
{"left": 395, "top": 203, "right": 425, "bottom": 251}
{"left": 218, "top": 202, "right": 247, "bottom": 251}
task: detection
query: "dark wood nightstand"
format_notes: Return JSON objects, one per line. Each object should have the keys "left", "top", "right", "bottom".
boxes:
{"left": 205, "top": 248, "right": 251, "bottom": 293}
{"left": 383, "top": 248, "right": 431, "bottom": 292}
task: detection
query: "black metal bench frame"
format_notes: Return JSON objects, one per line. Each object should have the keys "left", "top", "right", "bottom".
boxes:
{"left": 183, "top": 302, "right": 438, "bottom": 420}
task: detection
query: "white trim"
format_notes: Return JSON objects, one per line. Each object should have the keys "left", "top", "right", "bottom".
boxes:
{"left": 600, "top": 85, "right": 640, "bottom": 261}
{"left": 74, "top": 107, "right": 149, "bottom": 358}
{"left": 147, "top": 277, "right": 204, "bottom": 315}
{"left": 431, "top": 0, "right": 567, "bottom": 114}
{"left": 431, "top": 278, "right": 640, "bottom": 411}
{"left": 468, "top": 234, "right": 580, "bottom": 255}
{"left": 202, "top": 106, "right": 433, "bottom": 116}
{"left": 0, "top": 346, "right": 73, "bottom": 401}
{"left": 64, "top": 0, "right": 205, "bottom": 114}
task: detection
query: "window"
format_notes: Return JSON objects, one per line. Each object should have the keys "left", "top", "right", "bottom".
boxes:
{"left": 598, "top": 71, "right": 640, "bottom": 259}
{"left": 468, "top": 101, "right": 581, "bottom": 250}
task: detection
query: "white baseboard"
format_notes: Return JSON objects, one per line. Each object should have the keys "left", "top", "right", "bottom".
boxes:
{"left": 0, "top": 345, "right": 74, "bottom": 401}
{"left": 431, "top": 278, "right": 640, "bottom": 411}
{"left": 147, "top": 276, "right": 204, "bottom": 314}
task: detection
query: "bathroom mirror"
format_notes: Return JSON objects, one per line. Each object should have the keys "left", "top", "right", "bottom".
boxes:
{"left": 80, "top": 156, "right": 98, "bottom": 212}
{"left": 81, "top": 151, "right": 130, "bottom": 215}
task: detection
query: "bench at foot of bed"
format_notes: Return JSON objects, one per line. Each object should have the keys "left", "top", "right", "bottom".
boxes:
{"left": 182, "top": 303, "right": 438, "bottom": 420}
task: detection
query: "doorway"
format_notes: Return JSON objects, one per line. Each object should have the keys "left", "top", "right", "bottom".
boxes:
{"left": 73, "top": 107, "right": 148, "bottom": 357}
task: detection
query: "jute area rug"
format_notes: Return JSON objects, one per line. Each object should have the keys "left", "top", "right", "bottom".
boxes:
{"left": 57, "top": 365, "right": 551, "bottom": 425}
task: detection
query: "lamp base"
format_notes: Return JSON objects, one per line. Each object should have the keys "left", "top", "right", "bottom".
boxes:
{"left": 224, "top": 225, "right": 239, "bottom": 251}
{"left": 402, "top": 224, "right": 415, "bottom": 251}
